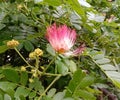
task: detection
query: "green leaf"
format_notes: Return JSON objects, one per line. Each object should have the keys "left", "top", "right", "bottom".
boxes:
{"left": 0, "top": 74, "right": 5, "bottom": 79}
{"left": 0, "top": 94, "right": 3, "bottom": 100}
{"left": 42, "top": 0, "right": 63, "bottom": 6}
{"left": 42, "top": 96, "right": 52, "bottom": 100}
{"left": 20, "top": 71, "right": 28, "bottom": 86}
{"left": 100, "top": 64, "right": 117, "bottom": 71}
{"left": 19, "top": 95, "right": 26, "bottom": 100}
{"left": 65, "top": 70, "right": 96, "bottom": 99}
{"left": 29, "top": 78, "right": 44, "bottom": 93}
{"left": 63, "top": 98, "right": 74, "bottom": 100}
{"left": 0, "top": 23, "right": 6, "bottom": 30}
{"left": 23, "top": 40, "right": 34, "bottom": 52}
{"left": 0, "top": 82, "right": 17, "bottom": 92}
{"left": 56, "top": 60, "right": 68, "bottom": 75}
{"left": 47, "top": 88, "right": 56, "bottom": 98}
{"left": 2, "top": 68, "right": 20, "bottom": 83}
{"left": 14, "top": 36, "right": 26, "bottom": 40}
{"left": 14, "top": 87, "right": 30, "bottom": 98}
{"left": 65, "top": 0, "right": 87, "bottom": 22}
{"left": 53, "top": 92, "right": 65, "bottom": 100}
{"left": 4, "top": 94, "right": 12, "bottom": 100}
{"left": 79, "top": 76, "right": 95, "bottom": 89}
{"left": 17, "top": 43, "right": 23, "bottom": 51}
{"left": 46, "top": 44, "right": 56, "bottom": 56}
{"left": 95, "top": 58, "right": 110, "bottom": 64}
{"left": 65, "top": 70, "right": 85, "bottom": 97}
{"left": 64, "top": 60, "right": 77, "bottom": 73}
{"left": 105, "top": 71, "right": 120, "bottom": 80}
{"left": 29, "top": 91, "right": 36, "bottom": 99}
{"left": 93, "top": 54, "right": 104, "bottom": 60}
{"left": 5, "top": 89, "right": 15, "bottom": 99}
{"left": 92, "top": 52, "right": 120, "bottom": 89}
{"left": 74, "top": 90, "right": 96, "bottom": 100}
{"left": 0, "top": 45, "right": 8, "bottom": 54}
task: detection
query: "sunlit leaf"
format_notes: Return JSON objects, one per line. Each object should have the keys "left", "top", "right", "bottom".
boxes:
{"left": 15, "top": 87, "right": 30, "bottom": 98}
{"left": 53, "top": 92, "right": 65, "bottom": 100}
{"left": 55, "top": 60, "right": 68, "bottom": 75}
{"left": 42, "top": 0, "right": 63, "bottom": 6}
{"left": 0, "top": 82, "right": 16, "bottom": 92}
{"left": 47, "top": 88, "right": 56, "bottom": 98}
{"left": 74, "top": 90, "right": 96, "bottom": 100}
{"left": 95, "top": 58, "right": 110, "bottom": 64}
{"left": 100, "top": 64, "right": 117, "bottom": 71}
{"left": 14, "top": 87, "right": 30, "bottom": 98}
{"left": 4, "top": 94, "right": 12, "bottom": 100}
{"left": 78, "top": 0, "right": 91, "bottom": 7}
{"left": 46, "top": 44, "right": 56, "bottom": 56}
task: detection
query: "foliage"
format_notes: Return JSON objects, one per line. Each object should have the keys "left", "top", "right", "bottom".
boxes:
{"left": 0, "top": 0, "right": 120, "bottom": 100}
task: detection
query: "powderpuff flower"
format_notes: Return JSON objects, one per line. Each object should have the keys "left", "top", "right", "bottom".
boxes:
{"left": 46, "top": 23, "right": 85, "bottom": 56}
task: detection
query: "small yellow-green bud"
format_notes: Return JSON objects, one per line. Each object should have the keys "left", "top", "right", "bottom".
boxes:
{"left": 33, "top": 73, "right": 38, "bottom": 77}
{"left": 17, "top": 4, "right": 23, "bottom": 9}
{"left": 29, "top": 78, "right": 34, "bottom": 83}
{"left": 21, "top": 66, "right": 26, "bottom": 71}
{"left": 29, "top": 52, "right": 35, "bottom": 59}
{"left": 34, "top": 48, "right": 43, "bottom": 56}
{"left": 7, "top": 39, "right": 19, "bottom": 48}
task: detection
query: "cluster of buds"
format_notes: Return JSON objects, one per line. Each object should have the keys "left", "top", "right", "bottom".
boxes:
{"left": 31, "top": 69, "right": 38, "bottom": 77}
{"left": 7, "top": 39, "right": 19, "bottom": 48}
{"left": 29, "top": 48, "right": 43, "bottom": 59}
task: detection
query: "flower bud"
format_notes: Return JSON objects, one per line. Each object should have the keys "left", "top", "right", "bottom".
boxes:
{"left": 33, "top": 73, "right": 38, "bottom": 77}
{"left": 7, "top": 39, "right": 19, "bottom": 48}
{"left": 29, "top": 78, "right": 34, "bottom": 83}
{"left": 34, "top": 48, "right": 43, "bottom": 57}
{"left": 17, "top": 4, "right": 23, "bottom": 10}
{"left": 29, "top": 52, "right": 35, "bottom": 59}
{"left": 21, "top": 66, "right": 26, "bottom": 71}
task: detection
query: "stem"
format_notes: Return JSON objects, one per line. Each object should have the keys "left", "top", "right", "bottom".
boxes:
{"left": 35, "top": 56, "right": 39, "bottom": 69}
{"left": 14, "top": 47, "right": 31, "bottom": 66}
{"left": 43, "top": 53, "right": 59, "bottom": 74}
{"left": 38, "top": 74, "right": 61, "bottom": 100}
{"left": 38, "top": 70, "right": 61, "bottom": 76}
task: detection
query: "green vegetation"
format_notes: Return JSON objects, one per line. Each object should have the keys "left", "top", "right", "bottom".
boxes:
{"left": 0, "top": 0, "right": 120, "bottom": 100}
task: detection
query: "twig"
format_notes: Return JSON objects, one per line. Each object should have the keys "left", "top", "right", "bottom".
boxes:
{"left": 38, "top": 74, "right": 61, "bottom": 100}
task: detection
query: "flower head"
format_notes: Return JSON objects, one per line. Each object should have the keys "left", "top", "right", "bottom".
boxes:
{"left": 29, "top": 52, "right": 36, "bottom": 59}
{"left": 34, "top": 48, "right": 43, "bottom": 56}
{"left": 29, "top": 48, "right": 43, "bottom": 59}
{"left": 46, "top": 23, "right": 85, "bottom": 56}
{"left": 7, "top": 39, "right": 19, "bottom": 48}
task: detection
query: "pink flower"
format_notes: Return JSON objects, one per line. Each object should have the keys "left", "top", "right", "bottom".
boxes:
{"left": 46, "top": 23, "right": 85, "bottom": 56}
